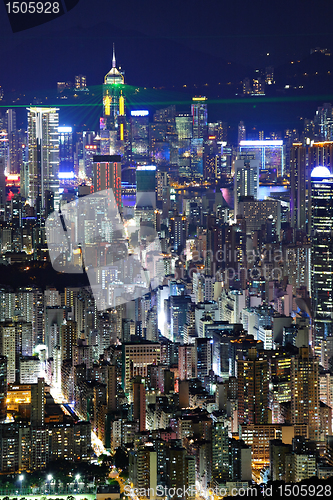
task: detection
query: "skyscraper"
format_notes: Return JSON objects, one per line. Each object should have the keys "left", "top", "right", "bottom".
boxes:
{"left": 93, "top": 155, "right": 122, "bottom": 210}
{"left": 131, "top": 111, "right": 150, "bottom": 164}
{"left": 27, "top": 107, "right": 60, "bottom": 212}
{"left": 135, "top": 165, "right": 156, "bottom": 210}
{"left": 31, "top": 377, "right": 45, "bottom": 427}
{"left": 103, "top": 45, "right": 126, "bottom": 143}
{"left": 291, "top": 347, "right": 319, "bottom": 441}
{"left": 133, "top": 379, "right": 146, "bottom": 432}
{"left": 237, "top": 348, "right": 269, "bottom": 425}
{"left": 290, "top": 143, "right": 307, "bottom": 233}
{"left": 0, "top": 356, "right": 7, "bottom": 421}
{"left": 191, "top": 97, "right": 207, "bottom": 139}
{"left": 234, "top": 155, "right": 259, "bottom": 217}
{"left": 58, "top": 126, "right": 74, "bottom": 176}
{"left": 310, "top": 166, "right": 333, "bottom": 349}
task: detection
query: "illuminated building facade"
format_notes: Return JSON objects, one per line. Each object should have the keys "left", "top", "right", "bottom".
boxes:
{"left": 234, "top": 155, "right": 259, "bottom": 217}
{"left": 58, "top": 126, "right": 74, "bottom": 176}
{"left": 102, "top": 45, "right": 126, "bottom": 147}
{"left": 27, "top": 107, "right": 60, "bottom": 212}
{"left": 237, "top": 349, "right": 269, "bottom": 425}
{"left": 191, "top": 97, "right": 207, "bottom": 139}
{"left": 122, "top": 342, "right": 160, "bottom": 395}
{"left": 239, "top": 139, "right": 284, "bottom": 176}
{"left": 92, "top": 155, "right": 122, "bottom": 210}
{"left": 291, "top": 347, "right": 319, "bottom": 441}
{"left": 310, "top": 166, "right": 333, "bottom": 347}
{"left": 135, "top": 165, "right": 156, "bottom": 209}
{"left": 0, "top": 356, "right": 6, "bottom": 421}
{"left": 131, "top": 111, "right": 150, "bottom": 163}
{"left": 290, "top": 143, "right": 307, "bottom": 233}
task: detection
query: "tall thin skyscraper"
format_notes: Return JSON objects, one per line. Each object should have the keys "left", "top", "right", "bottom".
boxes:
{"left": 103, "top": 44, "right": 126, "bottom": 147}
{"left": 27, "top": 107, "right": 60, "bottom": 212}
{"left": 0, "top": 355, "right": 7, "bottom": 421}
{"left": 191, "top": 97, "right": 207, "bottom": 139}
{"left": 290, "top": 143, "right": 307, "bottom": 233}
{"left": 310, "top": 166, "right": 333, "bottom": 350}
{"left": 238, "top": 121, "right": 246, "bottom": 144}
{"left": 31, "top": 377, "right": 45, "bottom": 427}
{"left": 234, "top": 155, "right": 259, "bottom": 217}
{"left": 6, "top": 109, "right": 20, "bottom": 174}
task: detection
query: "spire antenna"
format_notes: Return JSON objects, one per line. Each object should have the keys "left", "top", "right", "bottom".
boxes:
{"left": 112, "top": 43, "right": 116, "bottom": 68}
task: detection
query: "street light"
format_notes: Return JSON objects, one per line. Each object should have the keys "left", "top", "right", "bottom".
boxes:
{"left": 47, "top": 475, "right": 53, "bottom": 493}
{"left": 19, "top": 475, "right": 24, "bottom": 493}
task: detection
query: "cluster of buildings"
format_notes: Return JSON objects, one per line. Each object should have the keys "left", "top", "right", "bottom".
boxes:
{"left": 0, "top": 48, "right": 332, "bottom": 495}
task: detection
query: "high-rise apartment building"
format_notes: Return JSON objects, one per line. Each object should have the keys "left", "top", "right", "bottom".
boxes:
{"left": 27, "top": 107, "right": 60, "bottom": 212}
{"left": 237, "top": 348, "right": 269, "bottom": 425}
{"left": 30, "top": 377, "right": 45, "bottom": 427}
{"left": 291, "top": 347, "right": 319, "bottom": 441}
{"left": 133, "top": 380, "right": 146, "bottom": 432}
{"left": 0, "top": 356, "right": 7, "bottom": 421}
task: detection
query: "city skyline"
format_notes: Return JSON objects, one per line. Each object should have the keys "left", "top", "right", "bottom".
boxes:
{"left": 1, "top": 2, "right": 333, "bottom": 498}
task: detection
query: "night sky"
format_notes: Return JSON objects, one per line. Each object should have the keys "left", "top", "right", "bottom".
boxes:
{"left": 1, "top": 0, "right": 333, "bottom": 132}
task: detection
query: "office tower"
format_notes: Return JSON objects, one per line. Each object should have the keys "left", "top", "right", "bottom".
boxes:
{"left": 191, "top": 96, "right": 207, "bottom": 139}
{"left": 291, "top": 347, "right": 319, "bottom": 441}
{"left": 195, "top": 338, "right": 212, "bottom": 383}
{"left": 175, "top": 113, "right": 193, "bottom": 140}
{"left": 103, "top": 45, "right": 125, "bottom": 138}
{"left": 310, "top": 166, "right": 333, "bottom": 347}
{"left": 6, "top": 109, "right": 20, "bottom": 174}
{"left": 92, "top": 154, "right": 121, "bottom": 209}
{"left": 239, "top": 139, "right": 284, "bottom": 176}
{"left": 58, "top": 126, "right": 74, "bottom": 176}
{"left": 290, "top": 143, "right": 307, "bottom": 232}
{"left": 170, "top": 295, "right": 191, "bottom": 343}
{"left": 131, "top": 111, "right": 150, "bottom": 164}
{"left": 133, "top": 380, "right": 146, "bottom": 432}
{"left": 308, "top": 141, "right": 333, "bottom": 171}
{"left": 30, "top": 377, "right": 45, "bottom": 427}
{"left": 238, "top": 121, "right": 246, "bottom": 144}
{"left": 0, "top": 356, "right": 7, "bottom": 421}
{"left": 237, "top": 348, "right": 269, "bottom": 425}
{"left": 234, "top": 156, "right": 259, "bottom": 216}
{"left": 135, "top": 165, "right": 156, "bottom": 210}
{"left": 0, "top": 157, "right": 6, "bottom": 208}
{"left": 27, "top": 107, "right": 60, "bottom": 212}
